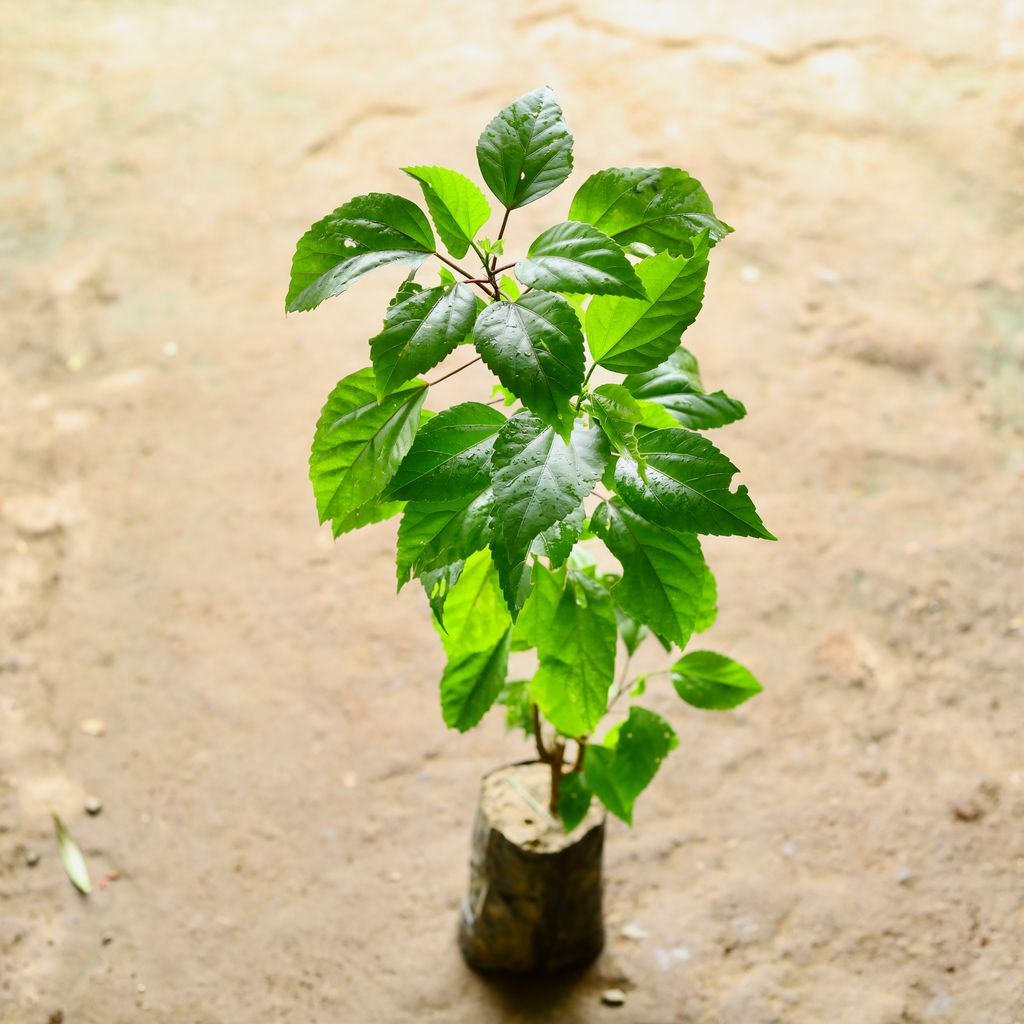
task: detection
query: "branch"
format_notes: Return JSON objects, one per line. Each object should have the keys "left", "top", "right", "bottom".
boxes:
{"left": 532, "top": 703, "right": 550, "bottom": 761}
{"left": 426, "top": 356, "right": 482, "bottom": 387}
{"left": 434, "top": 252, "right": 495, "bottom": 300}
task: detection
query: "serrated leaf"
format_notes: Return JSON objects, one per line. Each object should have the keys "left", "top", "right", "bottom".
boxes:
{"left": 286, "top": 193, "right": 434, "bottom": 312}
{"left": 499, "top": 274, "right": 520, "bottom": 301}
{"left": 528, "top": 566, "right": 617, "bottom": 736}
{"left": 422, "top": 561, "right": 462, "bottom": 627}
{"left": 489, "top": 414, "right": 610, "bottom": 613}
{"left": 589, "top": 383, "right": 646, "bottom": 470}
{"left": 370, "top": 283, "right": 478, "bottom": 397}
{"left": 498, "top": 677, "right": 533, "bottom": 735}
{"left": 624, "top": 346, "right": 746, "bottom": 429}
{"left": 395, "top": 488, "right": 492, "bottom": 587}
{"left": 671, "top": 650, "right": 763, "bottom": 710}
{"left": 389, "top": 279, "right": 423, "bottom": 307}
{"left": 591, "top": 500, "right": 708, "bottom": 648}
{"left": 516, "top": 221, "right": 647, "bottom": 300}
{"left": 614, "top": 428, "right": 774, "bottom": 540}
{"left": 558, "top": 772, "right": 593, "bottom": 832}
{"left": 569, "top": 167, "right": 731, "bottom": 255}
{"left": 584, "top": 706, "right": 678, "bottom": 824}
{"left": 50, "top": 809, "right": 91, "bottom": 894}
{"left": 585, "top": 239, "right": 710, "bottom": 373}
{"left": 331, "top": 496, "right": 405, "bottom": 538}
{"left": 386, "top": 402, "right": 506, "bottom": 501}
{"left": 440, "top": 630, "right": 511, "bottom": 731}
{"left": 309, "top": 369, "right": 427, "bottom": 524}
{"left": 531, "top": 504, "right": 585, "bottom": 566}
{"left": 403, "top": 166, "right": 491, "bottom": 259}
{"left": 476, "top": 86, "right": 573, "bottom": 209}
{"left": 473, "top": 292, "right": 585, "bottom": 438}
{"left": 695, "top": 562, "right": 718, "bottom": 632}
{"left": 437, "top": 549, "right": 512, "bottom": 654}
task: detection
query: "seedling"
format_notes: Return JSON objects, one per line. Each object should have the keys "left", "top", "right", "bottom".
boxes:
{"left": 287, "top": 88, "right": 773, "bottom": 831}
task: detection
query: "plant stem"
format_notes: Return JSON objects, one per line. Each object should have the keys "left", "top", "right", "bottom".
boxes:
{"left": 434, "top": 252, "right": 495, "bottom": 299}
{"left": 573, "top": 737, "right": 587, "bottom": 773}
{"left": 426, "top": 356, "right": 481, "bottom": 386}
{"left": 492, "top": 262, "right": 515, "bottom": 274}
{"left": 532, "top": 703, "right": 567, "bottom": 815}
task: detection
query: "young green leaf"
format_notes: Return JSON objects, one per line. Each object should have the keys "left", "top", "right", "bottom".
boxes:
{"left": 531, "top": 505, "right": 585, "bottom": 567}
{"left": 591, "top": 500, "right": 708, "bottom": 649}
{"left": 569, "top": 167, "right": 731, "bottom": 255}
{"left": 386, "top": 402, "right": 506, "bottom": 501}
{"left": 489, "top": 414, "right": 610, "bottom": 613}
{"left": 310, "top": 369, "right": 427, "bottom": 524}
{"left": 584, "top": 706, "right": 678, "bottom": 824}
{"left": 515, "top": 221, "right": 648, "bottom": 300}
{"left": 50, "top": 809, "right": 92, "bottom": 895}
{"left": 437, "top": 548, "right": 512, "bottom": 653}
{"left": 529, "top": 567, "right": 617, "bottom": 736}
{"left": 403, "top": 166, "right": 491, "bottom": 259}
{"left": 557, "top": 771, "right": 593, "bottom": 832}
{"left": 671, "top": 650, "right": 763, "bottom": 710}
{"left": 624, "top": 346, "right": 746, "bottom": 429}
{"left": 694, "top": 562, "right": 718, "bottom": 632}
{"left": 473, "top": 292, "right": 585, "bottom": 439}
{"left": 440, "top": 630, "right": 512, "bottom": 731}
{"left": 476, "top": 86, "right": 573, "bottom": 209}
{"left": 370, "top": 283, "right": 478, "bottom": 397}
{"left": 286, "top": 193, "right": 434, "bottom": 312}
{"left": 422, "top": 561, "right": 462, "bottom": 628}
{"left": 498, "top": 678, "right": 533, "bottom": 735}
{"left": 585, "top": 237, "right": 710, "bottom": 373}
{"left": 589, "top": 383, "right": 647, "bottom": 468}
{"left": 395, "top": 489, "right": 492, "bottom": 587}
{"left": 332, "top": 497, "right": 405, "bottom": 538}
{"left": 615, "top": 429, "right": 775, "bottom": 540}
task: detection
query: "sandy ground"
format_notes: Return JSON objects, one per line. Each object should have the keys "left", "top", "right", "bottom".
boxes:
{"left": 2, "top": 2, "right": 1023, "bottom": 1022}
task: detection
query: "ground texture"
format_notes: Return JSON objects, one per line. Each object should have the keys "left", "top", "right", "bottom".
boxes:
{"left": 2, "top": 3, "right": 1023, "bottom": 1022}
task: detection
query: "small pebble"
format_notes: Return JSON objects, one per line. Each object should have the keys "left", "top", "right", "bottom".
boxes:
{"left": 341, "top": 771, "right": 357, "bottom": 789}
{"left": 84, "top": 796, "right": 103, "bottom": 816}
{"left": 620, "top": 922, "right": 648, "bottom": 941}
{"left": 136, "top": 982, "right": 146, "bottom": 994}
{"left": 80, "top": 718, "right": 107, "bottom": 737}
{"left": 601, "top": 989, "right": 626, "bottom": 1007}
{"left": 25, "top": 849, "right": 41, "bottom": 867}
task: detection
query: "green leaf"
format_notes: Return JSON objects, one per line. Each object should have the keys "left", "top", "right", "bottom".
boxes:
{"left": 585, "top": 239, "right": 710, "bottom": 373}
{"left": 591, "top": 500, "right": 708, "bottom": 648}
{"left": 624, "top": 346, "right": 746, "bottom": 429}
{"left": 386, "top": 402, "right": 505, "bottom": 501}
{"left": 395, "top": 489, "right": 492, "bottom": 587}
{"left": 403, "top": 166, "right": 491, "bottom": 259}
{"left": 489, "top": 414, "right": 610, "bottom": 613}
{"left": 671, "top": 650, "right": 763, "bottom": 710}
{"left": 476, "top": 86, "right": 573, "bottom": 209}
{"left": 473, "top": 292, "right": 585, "bottom": 438}
{"left": 529, "top": 566, "right": 617, "bottom": 736}
{"left": 695, "top": 562, "right": 718, "bottom": 632}
{"left": 286, "top": 193, "right": 434, "bottom": 312}
{"left": 558, "top": 772, "right": 593, "bottom": 832}
{"left": 515, "top": 221, "right": 647, "bottom": 299}
{"left": 440, "top": 630, "right": 511, "bottom": 731}
{"left": 437, "top": 549, "right": 512, "bottom": 654}
{"left": 50, "top": 809, "right": 91, "bottom": 894}
{"left": 568, "top": 167, "right": 731, "bottom": 255}
{"left": 331, "top": 496, "right": 405, "bottom": 538}
{"left": 589, "top": 383, "right": 647, "bottom": 468}
{"left": 531, "top": 505, "right": 585, "bottom": 566}
{"left": 584, "top": 706, "right": 678, "bottom": 824}
{"left": 615, "top": 429, "right": 774, "bottom": 540}
{"left": 498, "top": 678, "right": 533, "bottom": 735}
{"left": 309, "top": 369, "right": 427, "bottom": 524}
{"left": 422, "top": 561, "right": 462, "bottom": 627}
{"left": 499, "top": 274, "right": 520, "bottom": 301}
{"left": 370, "top": 283, "right": 478, "bottom": 398}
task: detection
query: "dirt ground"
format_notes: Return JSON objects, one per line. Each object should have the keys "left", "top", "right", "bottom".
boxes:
{"left": 2, "top": 2, "right": 1023, "bottom": 1022}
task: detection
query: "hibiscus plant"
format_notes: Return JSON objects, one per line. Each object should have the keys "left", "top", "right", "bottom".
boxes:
{"left": 286, "top": 87, "right": 773, "bottom": 830}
